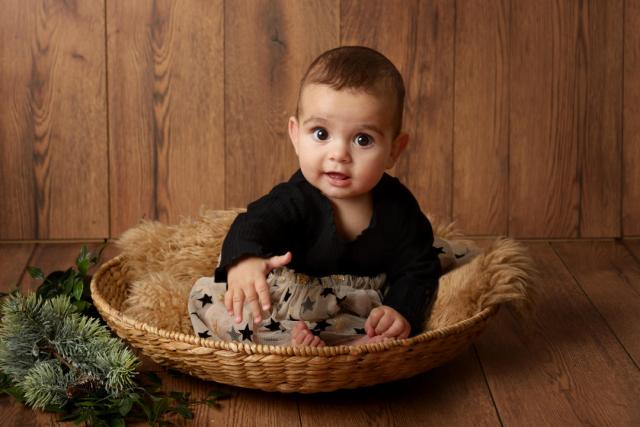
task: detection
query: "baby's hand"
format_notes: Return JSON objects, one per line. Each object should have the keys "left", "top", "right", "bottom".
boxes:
{"left": 224, "top": 252, "right": 291, "bottom": 324}
{"left": 364, "top": 305, "right": 410, "bottom": 340}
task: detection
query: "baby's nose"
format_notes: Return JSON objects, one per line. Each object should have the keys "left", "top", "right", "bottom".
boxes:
{"left": 329, "top": 141, "right": 351, "bottom": 163}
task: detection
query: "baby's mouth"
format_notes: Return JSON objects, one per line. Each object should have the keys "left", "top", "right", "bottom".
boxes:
{"left": 325, "top": 172, "right": 351, "bottom": 187}
{"left": 326, "top": 172, "right": 349, "bottom": 180}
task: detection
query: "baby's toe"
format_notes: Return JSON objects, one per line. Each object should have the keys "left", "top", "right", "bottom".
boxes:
{"left": 300, "top": 332, "right": 312, "bottom": 346}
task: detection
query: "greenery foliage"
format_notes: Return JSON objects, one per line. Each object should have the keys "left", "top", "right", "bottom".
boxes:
{"left": 0, "top": 245, "right": 227, "bottom": 426}
{"left": 0, "top": 293, "right": 139, "bottom": 409}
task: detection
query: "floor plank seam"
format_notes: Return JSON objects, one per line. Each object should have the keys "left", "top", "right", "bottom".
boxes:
{"left": 621, "top": 240, "right": 640, "bottom": 265}
{"left": 472, "top": 344, "right": 505, "bottom": 427}
{"left": 296, "top": 393, "right": 303, "bottom": 427}
{"left": 616, "top": 243, "right": 640, "bottom": 300}
{"left": 549, "top": 242, "right": 640, "bottom": 371}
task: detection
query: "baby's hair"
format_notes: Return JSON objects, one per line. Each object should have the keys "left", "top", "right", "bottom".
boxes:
{"left": 296, "top": 46, "right": 406, "bottom": 136}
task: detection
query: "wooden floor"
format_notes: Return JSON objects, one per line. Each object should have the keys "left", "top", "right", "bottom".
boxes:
{"left": 1, "top": 240, "right": 639, "bottom": 426}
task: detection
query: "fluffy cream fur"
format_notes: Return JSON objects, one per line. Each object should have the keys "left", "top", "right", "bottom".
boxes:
{"left": 426, "top": 237, "right": 537, "bottom": 329}
{"left": 116, "top": 210, "right": 536, "bottom": 335}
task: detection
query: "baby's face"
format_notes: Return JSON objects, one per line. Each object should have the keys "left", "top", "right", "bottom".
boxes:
{"left": 288, "top": 84, "right": 407, "bottom": 203}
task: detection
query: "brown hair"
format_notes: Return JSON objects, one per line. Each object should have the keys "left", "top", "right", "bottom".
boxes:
{"left": 296, "top": 46, "right": 406, "bottom": 136}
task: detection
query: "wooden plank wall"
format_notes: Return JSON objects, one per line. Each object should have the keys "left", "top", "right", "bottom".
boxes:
{"left": 107, "top": 0, "right": 225, "bottom": 233}
{"left": 625, "top": 0, "right": 640, "bottom": 236}
{"left": 0, "top": 1, "right": 108, "bottom": 239}
{"left": 0, "top": 0, "right": 638, "bottom": 240}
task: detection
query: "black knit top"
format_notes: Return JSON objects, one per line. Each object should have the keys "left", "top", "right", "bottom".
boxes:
{"left": 214, "top": 170, "right": 441, "bottom": 334}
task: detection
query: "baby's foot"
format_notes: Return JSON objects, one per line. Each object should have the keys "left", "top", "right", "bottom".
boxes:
{"left": 291, "top": 321, "right": 326, "bottom": 347}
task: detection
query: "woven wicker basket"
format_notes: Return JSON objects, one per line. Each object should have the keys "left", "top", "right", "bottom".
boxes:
{"left": 91, "top": 255, "right": 498, "bottom": 393}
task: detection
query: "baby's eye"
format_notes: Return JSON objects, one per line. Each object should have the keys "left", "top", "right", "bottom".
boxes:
{"left": 354, "top": 133, "right": 374, "bottom": 147}
{"left": 312, "top": 127, "right": 329, "bottom": 141}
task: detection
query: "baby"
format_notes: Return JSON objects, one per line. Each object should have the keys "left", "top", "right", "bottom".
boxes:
{"left": 189, "top": 46, "right": 443, "bottom": 347}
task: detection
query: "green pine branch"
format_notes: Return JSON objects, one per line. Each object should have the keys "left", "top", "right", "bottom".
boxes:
{"left": 0, "top": 245, "right": 228, "bottom": 426}
{"left": 0, "top": 293, "right": 139, "bottom": 409}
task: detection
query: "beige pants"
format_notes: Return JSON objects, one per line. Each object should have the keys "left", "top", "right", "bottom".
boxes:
{"left": 188, "top": 237, "right": 477, "bottom": 346}
{"left": 189, "top": 268, "right": 386, "bottom": 346}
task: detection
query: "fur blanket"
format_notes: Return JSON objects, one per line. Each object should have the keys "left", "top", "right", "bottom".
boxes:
{"left": 116, "top": 210, "right": 536, "bottom": 336}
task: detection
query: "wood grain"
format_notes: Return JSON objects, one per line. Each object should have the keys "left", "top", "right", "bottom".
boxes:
{"left": 0, "top": 0, "right": 108, "bottom": 239}
{"left": 341, "top": 0, "right": 455, "bottom": 222}
{"left": 579, "top": 0, "right": 623, "bottom": 237}
{"left": 453, "top": 0, "right": 509, "bottom": 235}
{"left": 108, "top": 0, "right": 225, "bottom": 237}
{"left": 0, "top": 3, "right": 37, "bottom": 240}
{"left": 0, "top": 0, "right": 637, "bottom": 240}
{"left": 223, "top": 388, "right": 300, "bottom": 427}
{"left": 0, "top": 244, "right": 34, "bottom": 293}
{"left": 509, "top": 0, "right": 580, "bottom": 237}
{"left": 551, "top": 241, "right": 640, "bottom": 366}
{"left": 475, "top": 242, "right": 640, "bottom": 425}
{"left": 299, "top": 348, "right": 500, "bottom": 426}
{"left": 623, "top": 0, "right": 640, "bottom": 237}
{"left": 224, "top": 0, "right": 339, "bottom": 209}
{"left": 299, "top": 383, "right": 396, "bottom": 426}
{"left": 624, "top": 239, "right": 640, "bottom": 262}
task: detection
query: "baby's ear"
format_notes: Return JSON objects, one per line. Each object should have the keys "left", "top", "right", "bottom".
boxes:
{"left": 387, "top": 133, "right": 409, "bottom": 168}
{"left": 288, "top": 116, "right": 299, "bottom": 154}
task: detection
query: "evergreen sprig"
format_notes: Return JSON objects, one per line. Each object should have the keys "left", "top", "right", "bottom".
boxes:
{"left": 0, "top": 293, "right": 139, "bottom": 409}
{"left": 0, "top": 245, "right": 228, "bottom": 425}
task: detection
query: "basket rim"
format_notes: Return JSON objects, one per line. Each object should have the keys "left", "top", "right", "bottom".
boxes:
{"left": 91, "top": 255, "right": 498, "bottom": 357}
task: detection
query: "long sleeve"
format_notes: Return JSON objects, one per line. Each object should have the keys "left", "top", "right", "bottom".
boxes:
{"left": 214, "top": 182, "right": 306, "bottom": 282}
{"left": 381, "top": 186, "right": 441, "bottom": 335}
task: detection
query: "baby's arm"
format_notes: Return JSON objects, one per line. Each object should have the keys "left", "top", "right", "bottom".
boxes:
{"left": 364, "top": 305, "right": 411, "bottom": 339}
{"left": 224, "top": 252, "right": 291, "bottom": 323}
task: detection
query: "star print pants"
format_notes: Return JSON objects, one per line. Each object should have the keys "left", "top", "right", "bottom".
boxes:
{"left": 188, "top": 268, "right": 387, "bottom": 346}
{"left": 188, "top": 237, "right": 477, "bottom": 346}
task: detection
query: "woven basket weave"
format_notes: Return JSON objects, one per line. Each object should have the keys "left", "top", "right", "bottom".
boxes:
{"left": 91, "top": 255, "right": 497, "bottom": 393}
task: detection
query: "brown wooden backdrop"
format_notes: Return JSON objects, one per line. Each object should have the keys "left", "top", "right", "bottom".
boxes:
{"left": 1, "top": 0, "right": 638, "bottom": 240}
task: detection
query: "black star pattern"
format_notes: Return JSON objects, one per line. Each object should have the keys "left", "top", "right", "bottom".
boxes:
{"left": 301, "top": 296, "right": 315, "bottom": 312}
{"left": 320, "top": 287, "right": 335, "bottom": 297}
{"left": 240, "top": 324, "right": 253, "bottom": 341}
{"left": 197, "top": 294, "right": 213, "bottom": 307}
{"left": 354, "top": 327, "right": 366, "bottom": 335}
{"left": 198, "top": 330, "right": 211, "bottom": 339}
{"left": 264, "top": 318, "right": 283, "bottom": 332}
{"left": 313, "top": 319, "right": 331, "bottom": 332}
{"left": 434, "top": 246, "right": 445, "bottom": 255}
{"left": 227, "top": 326, "right": 241, "bottom": 341}
{"left": 283, "top": 289, "right": 292, "bottom": 302}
